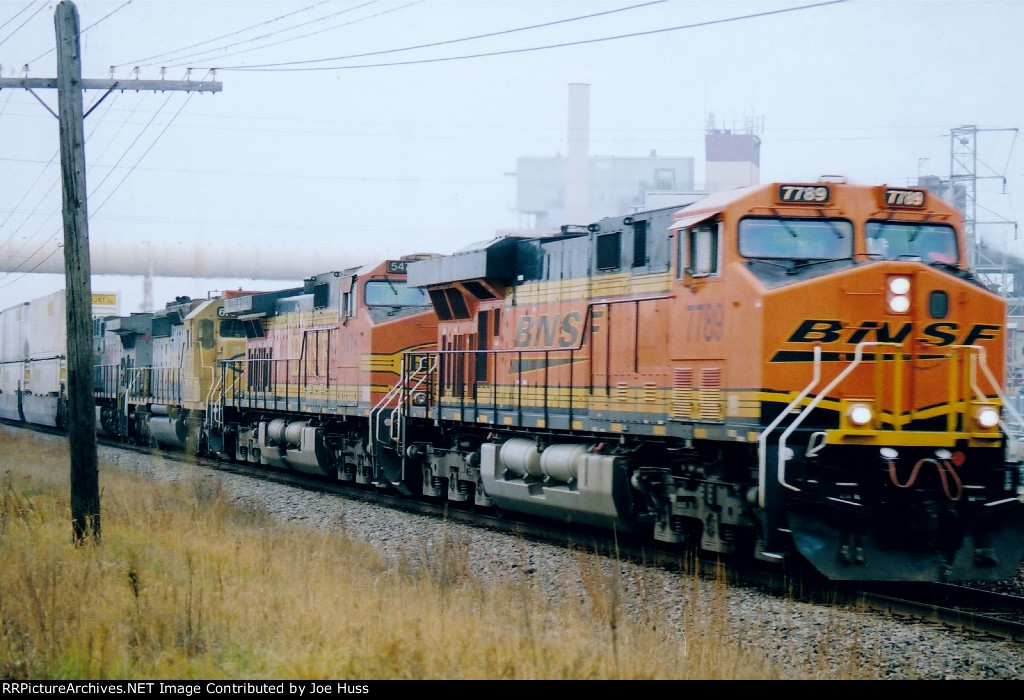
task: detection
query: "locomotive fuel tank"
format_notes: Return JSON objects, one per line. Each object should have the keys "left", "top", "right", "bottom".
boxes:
{"left": 256, "top": 419, "right": 332, "bottom": 476}
{"left": 480, "top": 439, "right": 633, "bottom": 532}
{"left": 146, "top": 404, "right": 188, "bottom": 448}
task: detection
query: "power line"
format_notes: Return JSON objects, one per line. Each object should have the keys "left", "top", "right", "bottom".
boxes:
{"left": 0, "top": 1, "right": 44, "bottom": 35}
{"left": 114, "top": 0, "right": 335, "bottom": 68}
{"left": 23, "top": 0, "right": 133, "bottom": 65}
{"left": 214, "top": 0, "right": 847, "bottom": 71}
{"left": 0, "top": 86, "right": 203, "bottom": 286}
{"left": 89, "top": 87, "right": 202, "bottom": 217}
{"left": 159, "top": 0, "right": 665, "bottom": 71}
{"left": 151, "top": 0, "right": 415, "bottom": 71}
{"left": 0, "top": 90, "right": 132, "bottom": 282}
{"left": 117, "top": 0, "right": 391, "bottom": 71}
{"left": 0, "top": 0, "right": 48, "bottom": 51}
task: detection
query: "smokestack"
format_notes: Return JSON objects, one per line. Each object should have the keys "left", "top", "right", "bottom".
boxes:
{"left": 566, "top": 83, "right": 590, "bottom": 224}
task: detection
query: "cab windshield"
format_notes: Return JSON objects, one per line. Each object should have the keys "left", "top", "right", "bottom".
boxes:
{"left": 738, "top": 217, "right": 853, "bottom": 260}
{"left": 364, "top": 280, "right": 429, "bottom": 307}
{"left": 865, "top": 221, "right": 959, "bottom": 264}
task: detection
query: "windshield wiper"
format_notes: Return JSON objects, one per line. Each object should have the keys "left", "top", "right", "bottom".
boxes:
{"left": 811, "top": 209, "right": 846, "bottom": 239}
{"left": 824, "top": 220, "right": 846, "bottom": 239}
{"left": 771, "top": 210, "right": 801, "bottom": 238}
{"left": 793, "top": 257, "right": 852, "bottom": 271}
{"left": 744, "top": 256, "right": 800, "bottom": 275}
{"left": 929, "top": 259, "right": 964, "bottom": 276}
{"left": 746, "top": 255, "right": 852, "bottom": 275}
{"left": 744, "top": 257, "right": 793, "bottom": 268}
{"left": 907, "top": 215, "right": 933, "bottom": 243}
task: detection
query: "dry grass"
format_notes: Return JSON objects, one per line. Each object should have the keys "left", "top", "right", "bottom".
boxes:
{"left": 0, "top": 425, "right": 868, "bottom": 680}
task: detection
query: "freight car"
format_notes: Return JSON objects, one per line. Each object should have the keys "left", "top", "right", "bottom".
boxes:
{"left": 0, "top": 289, "right": 67, "bottom": 428}
{"left": 3, "top": 179, "right": 1023, "bottom": 583}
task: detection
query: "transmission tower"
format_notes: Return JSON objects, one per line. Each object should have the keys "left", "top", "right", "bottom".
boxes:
{"left": 949, "top": 125, "right": 1019, "bottom": 294}
{"left": 950, "top": 125, "right": 1023, "bottom": 396}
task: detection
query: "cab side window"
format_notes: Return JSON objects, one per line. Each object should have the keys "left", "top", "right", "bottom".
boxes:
{"left": 679, "top": 223, "right": 719, "bottom": 278}
{"left": 198, "top": 319, "right": 215, "bottom": 350}
{"left": 340, "top": 276, "right": 357, "bottom": 319}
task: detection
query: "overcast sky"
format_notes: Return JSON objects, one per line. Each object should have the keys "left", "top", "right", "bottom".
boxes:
{"left": 1, "top": 0, "right": 1022, "bottom": 313}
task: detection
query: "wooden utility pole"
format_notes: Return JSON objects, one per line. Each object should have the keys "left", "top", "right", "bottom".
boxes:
{"left": 0, "top": 0, "right": 221, "bottom": 543}
{"left": 55, "top": 0, "right": 98, "bottom": 544}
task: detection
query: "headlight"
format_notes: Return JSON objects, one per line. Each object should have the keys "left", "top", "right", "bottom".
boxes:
{"left": 886, "top": 275, "right": 912, "bottom": 314}
{"left": 847, "top": 402, "right": 873, "bottom": 427}
{"left": 974, "top": 405, "right": 1000, "bottom": 430}
{"left": 888, "top": 295, "right": 911, "bottom": 313}
{"left": 888, "top": 276, "right": 911, "bottom": 295}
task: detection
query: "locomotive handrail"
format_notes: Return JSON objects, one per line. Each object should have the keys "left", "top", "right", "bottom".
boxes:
{"left": 386, "top": 354, "right": 437, "bottom": 444}
{"left": 196, "top": 346, "right": 216, "bottom": 409}
{"left": 121, "top": 366, "right": 146, "bottom": 433}
{"left": 964, "top": 344, "right": 1024, "bottom": 449}
{"left": 94, "top": 362, "right": 120, "bottom": 397}
{"left": 369, "top": 381, "right": 404, "bottom": 454}
{"left": 429, "top": 345, "right": 581, "bottom": 426}
{"left": 205, "top": 369, "right": 226, "bottom": 432}
{"left": 772, "top": 342, "right": 1020, "bottom": 498}
{"left": 757, "top": 345, "right": 821, "bottom": 508}
{"left": 219, "top": 358, "right": 246, "bottom": 406}
{"left": 775, "top": 341, "right": 896, "bottom": 494}
{"left": 369, "top": 354, "right": 435, "bottom": 453}
{"left": 247, "top": 357, "right": 301, "bottom": 412}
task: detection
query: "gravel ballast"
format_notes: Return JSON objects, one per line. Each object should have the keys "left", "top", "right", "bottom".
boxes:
{"left": 100, "top": 445, "right": 1024, "bottom": 680}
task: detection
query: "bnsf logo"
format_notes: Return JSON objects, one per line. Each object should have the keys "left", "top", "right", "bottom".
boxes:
{"left": 514, "top": 311, "right": 586, "bottom": 348}
{"left": 788, "top": 320, "right": 1000, "bottom": 347}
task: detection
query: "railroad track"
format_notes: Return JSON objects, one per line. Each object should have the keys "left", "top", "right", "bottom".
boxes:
{"left": 11, "top": 419, "right": 1024, "bottom": 643}
{"left": 846, "top": 582, "right": 1024, "bottom": 642}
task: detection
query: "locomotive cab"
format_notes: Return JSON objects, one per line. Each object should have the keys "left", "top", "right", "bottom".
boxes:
{"left": 668, "top": 180, "right": 1024, "bottom": 581}
{"left": 93, "top": 310, "right": 154, "bottom": 437}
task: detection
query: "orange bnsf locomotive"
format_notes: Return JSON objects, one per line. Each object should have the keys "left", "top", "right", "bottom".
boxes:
{"left": 391, "top": 178, "right": 1024, "bottom": 582}
{"left": 210, "top": 261, "right": 439, "bottom": 486}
